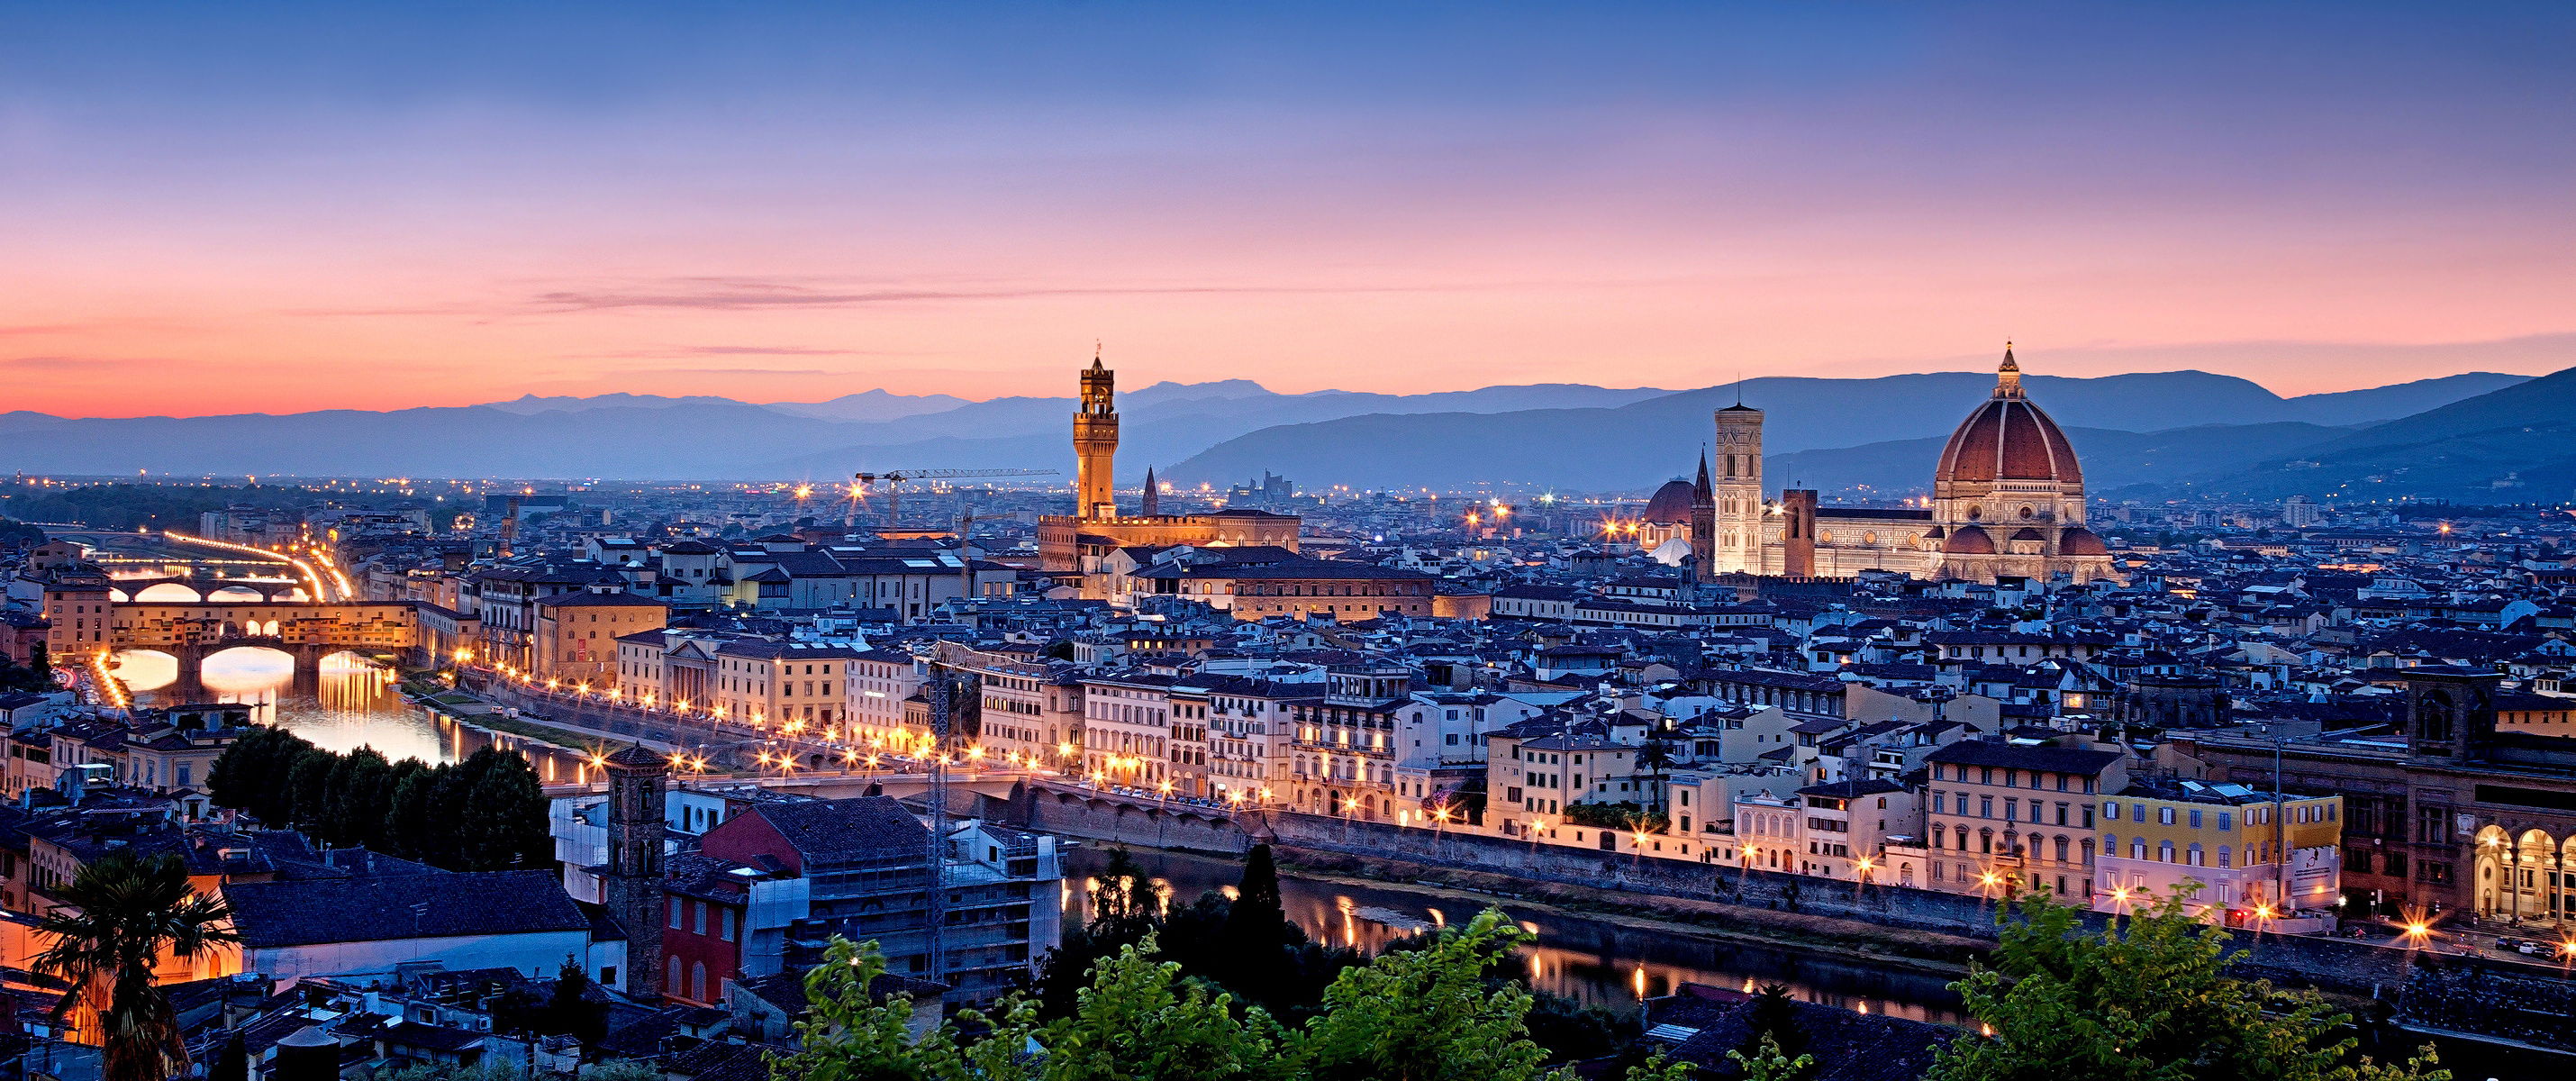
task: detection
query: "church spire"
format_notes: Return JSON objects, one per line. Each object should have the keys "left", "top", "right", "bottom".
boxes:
{"left": 1994, "top": 341, "right": 2025, "bottom": 399}
{"left": 1693, "top": 448, "right": 1712, "bottom": 497}
{"left": 1141, "top": 466, "right": 1160, "bottom": 516}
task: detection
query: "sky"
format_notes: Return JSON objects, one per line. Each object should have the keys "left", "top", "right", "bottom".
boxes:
{"left": 3, "top": 2, "right": 2571, "bottom": 417}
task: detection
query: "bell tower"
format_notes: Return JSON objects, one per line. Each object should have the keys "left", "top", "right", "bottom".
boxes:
{"left": 602, "top": 744, "right": 668, "bottom": 997}
{"left": 1074, "top": 349, "right": 1120, "bottom": 520}
{"left": 1712, "top": 404, "right": 1764, "bottom": 574}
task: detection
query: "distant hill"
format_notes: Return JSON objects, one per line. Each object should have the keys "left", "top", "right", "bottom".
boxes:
{"left": 2178, "top": 365, "right": 2576, "bottom": 502}
{"left": 764, "top": 389, "right": 975, "bottom": 422}
{"left": 0, "top": 368, "right": 2535, "bottom": 485}
{"left": 1161, "top": 369, "right": 2526, "bottom": 490}
{"left": 1768, "top": 422, "right": 2354, "bottom": 499}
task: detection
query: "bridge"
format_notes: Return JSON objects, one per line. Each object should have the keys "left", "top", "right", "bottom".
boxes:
{"left": 108, "top": 602, "right": 419, "bottom": 689}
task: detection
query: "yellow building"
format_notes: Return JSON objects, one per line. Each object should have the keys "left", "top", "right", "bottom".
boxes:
{"left": 2095, "top": 780, "right": 2343, "bottom": 922}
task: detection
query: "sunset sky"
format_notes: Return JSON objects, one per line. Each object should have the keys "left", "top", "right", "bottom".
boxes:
{"left": 5, "top": 2, "right": 2570, "bottom": 417}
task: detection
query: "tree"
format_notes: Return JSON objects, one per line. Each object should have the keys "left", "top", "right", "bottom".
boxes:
{"left": 1039, "top": 936, "right": 1293, "bottom": 1081}
{"left": 1727, "top": 1033, "right": 1814, "bottom": 1081}
{"left": 1928, "top": 887, "right": 2449, "bottom": 1081}
{"left": 33, "top": 852, "right": 239, "bottom": 1081}
{"left": 1744, "top": 983, "right": 1800, "bottom": 1060}
{"left": 1635, "top": 725, "right": 1680, "bottom": 811}
{"left": 1295, "top": 908, "right": 1562, "bottom": 1081}
{"left": 544, "top": 960, "right": 608, "bottom": 1044}
{"left": 767, "top": 938, "right": 961, "bottom": 1081}
{"left": 1226, "top": 847, "right": 1286, "bottom": 947}
{"left": 322, "top": 748, "right": 394, "bottom": 849}
{"left": 287, "top": 750, "right": 336, "bottom": 833}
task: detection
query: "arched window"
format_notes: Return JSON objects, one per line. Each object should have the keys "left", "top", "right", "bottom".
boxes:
{"left": 693, "top": 962, "right": 708, "bottom": 1001}
{"left": 667, "top": 957, "right": 683, "bottom": 995}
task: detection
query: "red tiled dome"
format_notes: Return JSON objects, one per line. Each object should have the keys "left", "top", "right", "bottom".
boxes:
{"left": 1944, "top": 524, "right": 1995, "bottom": 554}
{"left": 1641, "top": 479, "right": 1698, "bottom": 524}
{"left": 2010, "top": 527, "right": 2047, "bottom": 542}
{"left": 1936, "top": 348, "right": 2082, "bottom": 487}
{"left": 2060, "top": 526, "right": 2109, "bottom": 556}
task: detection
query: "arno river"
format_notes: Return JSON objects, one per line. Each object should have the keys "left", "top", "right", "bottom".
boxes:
{"left": 110, "top": 648, "right": 592, "bottom": 778}
{"left": 1065, "top": 846, "right": 1968, "bottom": 1022}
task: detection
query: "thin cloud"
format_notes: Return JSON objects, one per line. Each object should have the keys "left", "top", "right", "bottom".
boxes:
{"left": 633, "top": 367, "right": 835, "bottom": 377}
{"left": 3, "top": 355, "right": 156, "bottom": 370}
{"left": 524, "top": 276, "right": 1524, "bottom": 313}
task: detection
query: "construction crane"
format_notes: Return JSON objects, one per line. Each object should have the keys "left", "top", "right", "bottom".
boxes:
{"left": 852, "top": 468, "right": 1057, "bottom": 530}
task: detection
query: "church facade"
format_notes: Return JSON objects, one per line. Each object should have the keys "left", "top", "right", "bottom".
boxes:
{"left": 1660, "top": 347, "right": 2115, "bottom": 586}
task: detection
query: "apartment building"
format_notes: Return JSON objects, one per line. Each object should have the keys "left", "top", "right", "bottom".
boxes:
{"left": 1923, "top": 740, "right": 2127, "bottom": 900}
{"left": 2095, "top": 778, "right": 2343, "bottom": 920}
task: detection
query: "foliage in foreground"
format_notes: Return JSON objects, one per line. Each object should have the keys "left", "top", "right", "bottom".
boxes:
{"left": 776, "top": 909, "right": 1690, "bottom": 1081}
{"left": 1928, "top": 887, "right": 2448, "bottom": 1081}
{"left": 34, "top": 852, "right": 239, "bottom": 1081}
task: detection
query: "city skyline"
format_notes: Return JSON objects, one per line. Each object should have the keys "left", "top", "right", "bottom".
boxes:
{"left": 7, "top": 2, "right": 2572, "bottom": 417}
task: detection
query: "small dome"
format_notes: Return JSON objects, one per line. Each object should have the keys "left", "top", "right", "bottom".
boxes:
{"left": 2010, "top": 527, "right": 2047, "bottom": 542}
{"left": 1640, "top": 479, "right": 1699, "bottom": 524}
{"left": 2060, "top": 526, "right": 2109, "bottom": 556}
{"left": 1944, "top": 524, "right": 1996, "bottom": 554}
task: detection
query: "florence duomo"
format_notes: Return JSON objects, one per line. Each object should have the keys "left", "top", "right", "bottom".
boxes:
{"left": 1651, "top": 345, "right": 2118, "bottom": 586}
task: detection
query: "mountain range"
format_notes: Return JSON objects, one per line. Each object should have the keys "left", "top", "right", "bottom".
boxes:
{"left": 0, "top": 368, "right": 2559, "bottom": 502}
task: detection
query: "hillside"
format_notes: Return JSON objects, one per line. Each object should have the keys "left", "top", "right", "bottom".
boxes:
{"left": 2180, "top": 364, "right": 2576, "bottom": 502}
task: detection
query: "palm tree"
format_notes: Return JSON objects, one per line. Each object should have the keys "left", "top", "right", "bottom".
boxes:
{"left": 1636, "top": 724, "right": 1680, "bottom": 812}
{"left": 34, "top": 852, "right": 238, "bottom": 1081}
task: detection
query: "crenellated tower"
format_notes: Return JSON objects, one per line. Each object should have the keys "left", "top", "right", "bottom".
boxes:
{"left": 1073, "top": 350, "right": 1120, "bottom": 520}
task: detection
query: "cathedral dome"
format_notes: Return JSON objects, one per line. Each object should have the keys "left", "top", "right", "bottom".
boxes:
{"left": 1641, "top": 479, "right": 1698, "bottom": 524}
{"left": 1935, "top": 347, "right": 2082, "bottom": 487}
{"left": 2059, "top": 526, "right": 2109, "bottom": 556}
{"left": 1944, "top": 524, "right": 1995, "bottom": 554}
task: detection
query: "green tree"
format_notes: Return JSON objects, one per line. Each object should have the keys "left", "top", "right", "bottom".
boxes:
{"left": 287, "top": 749, "right": 338, "bottom": 833}
{"left": 459, "top": 749, "right": 550, "bottom": 868}
{"left": 1222, "top": 844, "right": 1288, "bottom": 958}
{"left": 1295, "top": 908, "right": 1561, "bottom": 1081}
{"left": 1929, "top": 888, "right": 2449, "bottom": 1081}
{"left": 544, "top": 960, "right": 608, "bottom": 1044}
{"left": 322, "top": 748, "right": 394, "bottom": 849}
{"left": 1727, "top": 1032, "right": 1813, "bottom": 1081}
{"left": 1039, "top": 936, "right": 1293, "bottom": 1081}
{"left": 767, "top": 938, "right": 957, "bottom": 1081}
{"left": 33, "top": 852, "right": 240, "bottom": 1081}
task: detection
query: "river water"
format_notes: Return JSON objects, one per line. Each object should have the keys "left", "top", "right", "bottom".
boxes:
{"left": 109, "top": 649, "right": 592, "bottom": 780}
{"left": 1063, "top": 846, "right": 1967, "bottom": 1023}
{"left": 1063, "top": 848, "right": 2564, "bottom": 1077}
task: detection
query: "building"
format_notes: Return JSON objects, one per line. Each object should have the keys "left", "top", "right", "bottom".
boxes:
{"left": 2093, "top": 778, "right": 2343, "bottom": 922}
{"left": 692, "top": 796, "right": 1063, "bottom": 1003}
{"left": 222, "top": 871, "right": 610, "bottom": 987}
{"left": 1036, "top": 355, "right": 1301, "bottom": 574}
{"left": 2178, "top": 667, "right": 2576, "bottom": 922}
{"left": 1923, "top": 739, "right": 2127, "bottom": 900}
{"left": 599, "top": 744, "right": 667, "bottom": 998}
{"left": 1655, "top": 348, "right": 2118, "bottom": 586}
{"left": 531, "top": 591, "right": 667, "bottom": 689}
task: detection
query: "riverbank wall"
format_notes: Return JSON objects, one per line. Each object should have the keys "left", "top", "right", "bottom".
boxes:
{"left": 986, "top": 782, "right": 2569, "bottom": 1002}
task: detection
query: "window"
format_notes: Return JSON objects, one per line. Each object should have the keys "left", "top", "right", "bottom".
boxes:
{"left": 669, "top": 898, "right": 683, "bottom": 930}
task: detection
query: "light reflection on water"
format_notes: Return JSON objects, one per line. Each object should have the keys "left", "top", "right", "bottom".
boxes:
{"left": 112, "top": 648, "right": 589, "bottom": 779}
{"left": 1064, "top": 847, "right": 1966, "bottom": 1023}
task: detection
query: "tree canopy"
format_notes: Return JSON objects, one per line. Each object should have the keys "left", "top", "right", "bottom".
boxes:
{"left": 1928, "top": 887, "right": 2448, "bottom": 1081}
